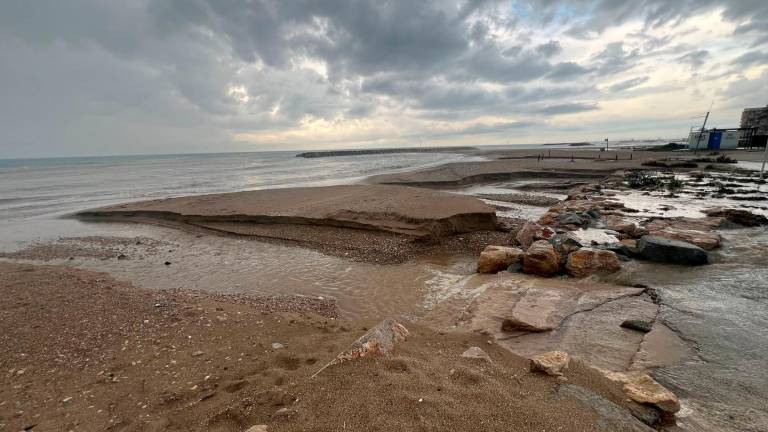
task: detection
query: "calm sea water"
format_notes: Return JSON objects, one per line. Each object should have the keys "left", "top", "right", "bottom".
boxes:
{"left": 0, "top": 150, "right": 487, "bottom": 222}
{"left": 0, "top": 150, "right": 491, "bottom": 248}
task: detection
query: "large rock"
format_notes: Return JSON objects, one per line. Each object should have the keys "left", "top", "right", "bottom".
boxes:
{"left": 548, "top": 233, "right": 583, "bottom": 264}
{"left": 477, "top": 245, "right": 524, "bottom": 273}
{"left": 566, "top": 248, "right": 622, "bottom": 277}
{"left": 644, "top": 217, "right": 724, "bottom": 233}
{"left": 556, "top": 212, "right": 586, "bottom": 227}
{"left": 530, "top": 351, "right": 570, "bottom": 376}
{"left": 648, "top": 227, "right": 721, "bottom": 250}
{"left": 703, "top": 208, "right": 768, "bottom": 227}
{"left": 604, "top": 215, "right": 638, "bottom": 237}
{"left": 516, "top": 221, "right": 556, "bottom": 249}
{"left": 635, "top": 235, "right": 708, "bottom": 266}
{"left": 522, "top": 240, "right": 560, "bottom": 276}
{"left": 605, "top": 372, "right": 681, "bottom": 415}
{"left": 312, "top": 319, "right": 408, "bottom": 377}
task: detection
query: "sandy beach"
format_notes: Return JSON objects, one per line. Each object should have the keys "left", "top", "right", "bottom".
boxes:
{"left": 2, "top": 147, "right": 768, "bottom": 431}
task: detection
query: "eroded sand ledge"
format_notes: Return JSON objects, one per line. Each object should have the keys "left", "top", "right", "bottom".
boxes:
{"left": 75, "top": 185, "right": 497, "bottom": 238}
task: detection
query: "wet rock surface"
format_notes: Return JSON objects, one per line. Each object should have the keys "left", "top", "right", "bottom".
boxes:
{"left": 555, "top": 385, "right": 655, "bottom": 432}
{"left": 477, "top": 245, "right": 524, "bottom": 274}
{"left": 635, "top": 235, "right": 709, "bottom": 266}
{"left": 646, "top": 227, "right": 721, "bottom": 250}
{"left": 703, "top": 207, "right": 768, "bottom": 226}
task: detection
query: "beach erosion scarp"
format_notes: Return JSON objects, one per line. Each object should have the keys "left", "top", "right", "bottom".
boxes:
{"left": 74, "top": 184, "right": 498, "bottom": 239}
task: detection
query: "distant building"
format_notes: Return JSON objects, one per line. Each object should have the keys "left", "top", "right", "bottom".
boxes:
{"left": 687, "top": 129, "right": 739, "bottom": 150}
{"left": 741, "top": 105, "right": 768, "bottom": 135}
{"left": 740, "top": 105, "right": 768, "bottom": 148}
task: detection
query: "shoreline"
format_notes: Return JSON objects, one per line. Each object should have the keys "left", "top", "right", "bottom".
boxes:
{"left": 2, "top": 147, "right": 768, "bottom": 431}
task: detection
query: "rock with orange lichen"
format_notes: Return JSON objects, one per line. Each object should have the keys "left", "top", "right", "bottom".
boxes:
{"left": 566, "top": 248, "right": 622, "bottom": 277}
{"left": 522, "top": 240, "right": 560, "bottom": 277}
{"left": 477, "top": 245, "right": 524, "bottom": 274}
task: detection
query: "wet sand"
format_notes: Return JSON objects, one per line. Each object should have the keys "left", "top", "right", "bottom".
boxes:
{"left": 0, "top": 262, "right": 655, "bottom": 432}
{"left": 76, "top": 185, "right": 497, "bottom": 238}
{"left": 370, "top": 148, "right": 768, "bottom": 187}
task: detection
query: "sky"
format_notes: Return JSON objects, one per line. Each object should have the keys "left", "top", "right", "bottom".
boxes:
{"left": 1, "top": 0, "right": 767, "bottom": 158}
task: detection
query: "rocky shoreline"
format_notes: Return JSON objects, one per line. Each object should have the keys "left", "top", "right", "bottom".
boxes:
{"left": 2, "top": 148, "right": 767, "bottom": 431}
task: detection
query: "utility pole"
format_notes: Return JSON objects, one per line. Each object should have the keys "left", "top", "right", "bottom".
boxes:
{"left": 693, "top": 110, "right": 710, "bottom": 155}
{"left": 693, "top": 101, "right": 714, "bottom": 155}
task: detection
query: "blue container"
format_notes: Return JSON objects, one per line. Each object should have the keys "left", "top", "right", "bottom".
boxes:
{"left": 708, "top": 131, "right": 722, "bottom": 150}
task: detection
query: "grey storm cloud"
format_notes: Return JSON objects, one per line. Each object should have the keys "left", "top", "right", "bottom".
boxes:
{"left": 609, "top": 76, "right": 650, "bottom": 92}
{"left": 536, "top": 103, "right": 600, "bottom": 115}
{"left": 0, "top": 0, "right": 766, "bottom": 157}
{"left": 677, "top": 49, "right": 710, "bottom": 69}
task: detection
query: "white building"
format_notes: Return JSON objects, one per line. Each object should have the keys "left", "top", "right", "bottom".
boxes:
{"left": 687, "top": 129, "right": 739, "bottom": 150}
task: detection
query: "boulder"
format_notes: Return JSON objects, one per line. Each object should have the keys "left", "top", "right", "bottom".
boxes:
{"left": 461, "top": 346, "right": 491, "bottom": 362}
{"left": 477, "top": 245, "right": 524, "bottom": 274}
{"left": 635, "top": 235, "right": 708, "bottom": 266}
{"left": 566, "top": 248, "right": 622, "bottom": 277}
{"left": 645, "top": 217, "right": 724, "bottom": 232}
{"left": 530, "top": 351, "right": 570, "bottom": 376}
{"left": 516, "top": 221, "right": 556, "bottom": 249}
{"left": 604, "top": 215, "right": 638, "bottom": 237}
{"left": 537, "top": 210, "right": 560, "bottom": 226}
{"left": 596, "top": 243, "right": 632, "bottom": 258}
{"left": 522, "top": 240, "right": 560, "bottom": 276}
{"left": 556, "top": 212, "right": 586, "bottom": 227}
{"left": 311, "top": 319, "right": 408, "bottom": 378}
{"left": 647, "top": 227, "right": 721, "bottom": 250}
{"left": 548, "top": 233, "right": 583, "bottom": 264}
{"left": 703, "top": 208, "right": 768, "bottom": 227}
{"left": 620, "top": 239, "right": 637, "bottom": 249}
{"left": 606, "top": 373, "right": 681, "bottom": 415}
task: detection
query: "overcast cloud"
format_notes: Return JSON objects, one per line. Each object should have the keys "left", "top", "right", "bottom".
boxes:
{"left": 0, "top": 0, "right": 766, "bottom": 157}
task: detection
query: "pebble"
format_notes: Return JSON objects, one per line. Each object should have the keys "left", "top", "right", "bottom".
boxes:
{"left": 191, "top": 351, "right": 204, "bottom": 357}
{"left": 273, "top": 407, "right": 296, "bottom": 418}
{"left": 271, "top": 342, "right": 285, "bottom": 350}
